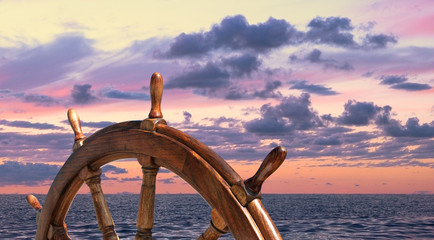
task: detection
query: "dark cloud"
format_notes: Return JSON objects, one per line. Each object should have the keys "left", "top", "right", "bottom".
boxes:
{"left": 158, "top": 177, "right": 176, "bottom": 184}
{"left": 330, "top": 62, "right": 354, "bottom": 71}
{"left": 306, "top": 17, "right": 356, "bottom": 48}
{"left": 103, "top": 88, "right": 149, "bottom": 100}
{"left": 391, "top": 82, "right": 432, "bottom": 91}
{"left": 362, "top": 71, "right": 375, "bottom": 78}
{"left": 0, "top": 161, "right": 61, "bottom": 186}
{"left": 382, "top": 118, "right": 434, "bottom": 138}
{"left": 291, "top": 49, "right": 354, "bottom": 71}
{"left": 23, "top": 94, "right": 61, "bottom": 106}
{"left": 169, "top": 100, "right": 433, "bottom": 163}
{"left": 0, "top": 132, "right": 71, "bottom": 163}
{"left": 244, "top": 117, "right": 293, "bottom": 136}
{"left": 367, "top": 159, "right": 434, "bottom": 168}
{"left": 71, "top": 84, "right": 97, "bottom": 104}
{"left": 225, "top": 88, "right": 249, "bottom": 100}
{"left": 0, "top": 119, "right": 64, "bottom": 130}
{"left": 252, "top": 80, "right": 282, "bottom": 99}
{"left": 224, "top": 80, "right": 282, "bottom": 100}
{"left": 379, "top": 75, "right": 407, "bottom": 85}
{"left": 337, "top": 100, "right": 385, "bottom": 126}
{"left": 156, "top": 32, "right": 212, "bottom": 58}
{"left": 363, "top": 34, "right": 397, "bottom": 49}
{"left": 0, "top": 89, "right": 12, "bottom": 95}
{"left": 160, "top": 15, "right": 302, "bottom": 58}
{"left": 159, "top": 168, "right": 171, "bottom": 173}
{"left": 158, "top": 15, "right": 396, "bottom": 60}
{"left": 0, "top": 35, "right": 94, "bottom": 91}
{"left": 289, "top": 80, "right": 339, "bottom": 96}
{"left": 314, "top": 136, "right": 342, "bottom": 145}
{"left": 166, "top": 62, "right": 230, "bottom": 89}
{"left": 121, "top": 176, "right": 142, "bottom": 182}
{"left": 245, "top": 93, "right": 322, "bottom": 135}
{"left": 102, "top": 165, "right": 128, "bottom": 174}
{"left": 306, "top": 49, "right": 322, "bottom": 62}
{"left": 377, "top": 74, "right": 431, "bottom": 91}
{"left": 183, "top": 111, "right": 192, "bottom": 123}
{"left": 222, "top": 53, "right": 261, "bottom": 77}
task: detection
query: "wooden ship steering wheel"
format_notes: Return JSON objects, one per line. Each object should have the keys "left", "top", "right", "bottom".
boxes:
{"left": 26, "top": 72, "right": 287, "bottom": 240}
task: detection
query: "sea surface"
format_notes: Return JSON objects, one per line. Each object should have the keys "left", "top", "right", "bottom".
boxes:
{"left": 1, "top": 194, "right": 433, "bottom": 239}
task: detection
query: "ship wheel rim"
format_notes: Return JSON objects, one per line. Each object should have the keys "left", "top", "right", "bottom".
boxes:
{"left": 35, "top": 121, "right": 273, "bottom": 239}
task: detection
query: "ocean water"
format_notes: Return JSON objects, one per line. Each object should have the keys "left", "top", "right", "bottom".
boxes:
{"left": 1, "top": 194, "right": 433, "bottom": 239}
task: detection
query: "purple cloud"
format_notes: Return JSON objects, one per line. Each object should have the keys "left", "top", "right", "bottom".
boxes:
{"left": 71, "top": 84, "right": 97, "bottom": 104}
{"left": 160, "top": 15, "right": 302, "bottom": 58}
{"left": 0, "top": 35, "right": 94, "bottom": 91}
{"left": 289, "top": 80, "right": 339, "bottom": 96}
{"left": 222, "top": 53, "right": 262, "bottom": 77}
{"left": 245, "top": 93, "right": 322, "bottom": 135}
{"left": 0, "top": 161, "right": 61, "bottom": 186}
{"left": 0, "top": 119, "right": 64, "bottom": 130}
{"left": 306, "top": 17, "right": 356, "bottom": 48}
{"left": 383, "top": 118, "right": 434, "bottom": 138}
{"left": 165, "top": 62, "right": 230, "bottom": 89}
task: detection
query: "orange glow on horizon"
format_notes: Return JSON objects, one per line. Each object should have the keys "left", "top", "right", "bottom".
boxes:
{"left": 1, "top": 159, "right": 432, "bottom": 195}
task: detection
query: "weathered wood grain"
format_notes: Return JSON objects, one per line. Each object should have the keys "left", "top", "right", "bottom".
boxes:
{"left": 79, "top": 166, "right": 119, "bottom": 240}
{"left": 36, "top": 128, "right": 265, "bottom": 239}
{"left": 47, "top": 223, "right": 71, "bottom": 240}
{"left": 26, "top": 195, "right": 42, "bottom": 211}
{"left": 198, "top": 209, "right": 228, "bottom": 240}
{"left": 244, "top": 146, "right": 287, "bottom": 194}
{"left": 67, "top": 109, "right": 86, "bottom": 151}
{"left": 136, "top": 155, "right": 159, "bottom": 240}
{"left": 247, "top": 199, "right": 282, "bottom": 240}
{"left": 156, "top": 124, "right": 242, "bottom": 185}
{"left": 148, "top": 72, "right": 163, "bottom": 119}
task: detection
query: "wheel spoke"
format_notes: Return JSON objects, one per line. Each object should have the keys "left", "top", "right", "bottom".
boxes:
{"left": 79, "top": 166, "right": 119, "bottom": 240}
{"left": 136, "top": 155, "right": 159, "bottom": 239}
{"left": 198, "top": 209, "right": 228, "bottom": 240}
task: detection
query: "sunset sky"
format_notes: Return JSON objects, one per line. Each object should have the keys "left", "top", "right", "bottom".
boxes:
{"left": 0, "top": 0, "right": 433, "bottom": 194}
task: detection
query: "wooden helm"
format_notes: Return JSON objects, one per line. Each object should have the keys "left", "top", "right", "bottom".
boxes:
{"left": 27, "top": 72, "right": 287, "bottom": 240}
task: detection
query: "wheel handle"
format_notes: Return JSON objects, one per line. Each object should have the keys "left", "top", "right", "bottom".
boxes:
{"left": 148, "top": 72, "right": 163, "bottom": 119}
{"left": 245, "top": 146, "right": 287, "bottom": 194}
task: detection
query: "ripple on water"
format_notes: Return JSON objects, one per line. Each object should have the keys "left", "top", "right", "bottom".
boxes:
{"left": 1, "top": 194, "right": 433, "bottom": 239}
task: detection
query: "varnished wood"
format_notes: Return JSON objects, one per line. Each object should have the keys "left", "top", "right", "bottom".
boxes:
{"left": 156, "top": 124, "right": 242, "bottom": 185}
{"left": 36, "top": 128, "right": 264, "bottom": 239}
{"left": 79, "top": 166, "right": 119, "bottom": 240}
{"left": 26, "top": 195, "right": 42, "bottom": 211}
{"left": 230, "top": 181, "right": 259, "bottom": 207}
{"left": 47, "top": 223, "right": 71, "bottom": 240}
{"left": 140, "top": 118, "right": 167, "bottom": 131}
{"left": 89, "top": 121, "right": 141, "bottom": 140}
{"left": 53, "top": 176, "right": 84, "bottom": 226}
{"left": 247, "top": 199, "right": 282, "bottom": 240}
{"left": 148, "top": 72, "right": 163, "bottom": 118}
{"left": 231, "top": 146, "right": 286, "bottom": 207}
{"left": 67, "top": 108, "right": 86, "bottom": 151}
{"left": 136, "top": 155, "right": 159, "bottom": 240}
{"left": 34, "top": 72, "right": 285, "bottom": 240}
{"left": 211, "top": 208, "right": 228, "bottom": 233}
{"left": 245, "top": 146, "right": 287, "bottom": 194}
{"left": 198, "top": 209, "right": 228, "bottom": 240}
{"left": 26, "top": 194, "right": 42, "bottom": 224}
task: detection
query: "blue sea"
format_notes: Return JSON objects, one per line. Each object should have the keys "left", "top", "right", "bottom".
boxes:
{"left": 1, "top": 194, "right": 433, "bottom": 239}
